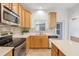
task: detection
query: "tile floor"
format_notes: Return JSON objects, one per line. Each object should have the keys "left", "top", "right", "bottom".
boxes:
{"left": 27, "top": 49, "right": 51, "bottom": 56}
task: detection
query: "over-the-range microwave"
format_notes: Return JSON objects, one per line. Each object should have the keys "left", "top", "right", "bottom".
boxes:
{"left": 0, "top": 5, "right": 19, "bottom": 26}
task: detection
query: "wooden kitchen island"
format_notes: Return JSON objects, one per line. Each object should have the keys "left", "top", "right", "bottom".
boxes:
{"left": 29, "top": 35, "right": 49, "bottom": 49}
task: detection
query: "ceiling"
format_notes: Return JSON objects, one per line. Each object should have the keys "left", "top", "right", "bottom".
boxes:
{"left": 22, "top": 3, "right": 77, "bottom": 11}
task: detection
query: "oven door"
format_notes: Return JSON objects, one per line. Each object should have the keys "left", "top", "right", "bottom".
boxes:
{"left": 14, "top": 41, "right": 26, "bottom": 56}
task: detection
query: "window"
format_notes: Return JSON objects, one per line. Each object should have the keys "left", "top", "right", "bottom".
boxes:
{"left": 36, "top": 23, "right": 45, "bottom": 32}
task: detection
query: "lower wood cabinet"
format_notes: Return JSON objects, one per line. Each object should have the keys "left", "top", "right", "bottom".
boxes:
{"left": 51, "top": 43, "right": 65, "bottom": 56}
{"left": 30, "top": 36, "right": 48, "bottom": 49}
{"left": 51, "top": 43, "right": 59, "bottom": 56}
{"left": 59, "top": 50, "right": 65, "bottom": 56}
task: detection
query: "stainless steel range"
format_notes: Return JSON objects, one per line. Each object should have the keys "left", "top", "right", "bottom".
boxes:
{"left": 0, "top": 35, "right": 26, "bottom": 56}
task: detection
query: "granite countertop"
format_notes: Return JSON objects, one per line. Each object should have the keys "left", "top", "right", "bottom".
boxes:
{"left": 50, "top": 39, "right": 79, "bottom": 56}
{"left": 0, "top": 34, "right": 12, "bottom": 37}
{"left": 13, "top": 32, "right": 58, "bottom": 38}
{"left": 0, "top": 47, "right": 14, "bottom": 56}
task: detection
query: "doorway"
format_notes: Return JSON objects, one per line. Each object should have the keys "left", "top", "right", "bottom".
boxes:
{"left": 56, "top": 22, "right": 63, "bottom": 39}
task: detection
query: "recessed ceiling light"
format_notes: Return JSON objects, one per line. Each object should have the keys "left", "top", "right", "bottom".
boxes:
{"left": 39, "top": 6, "right": 42, "bottom": 9}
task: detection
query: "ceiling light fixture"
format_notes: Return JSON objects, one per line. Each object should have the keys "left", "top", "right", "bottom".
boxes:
{"left": 39, "top": 6, "right": 43, "bottom": 9}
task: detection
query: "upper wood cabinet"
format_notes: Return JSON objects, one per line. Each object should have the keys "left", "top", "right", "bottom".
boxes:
{"left": 2, "top": 3, "right": 31, "bottom": 28}
{"left": 2, "top": 3, "right": 12, "bottom": 9}
{"left": 3, "top": 3, "right": 19, "bottom": 14}
{"left": 11, "top": 3, "right": 19, "bottom": 14}
{"left": 19, "top": 6, "right": 31, "bottom": 28}
{"left": 18, "top": 4, "right": 22, "bottom": 17}
{"left": 48, "top": 12, "right": 56, "bottom": 28}
{"left": 21, "top": 7, "right": 25, "bottom": 28}
{"left": 24, "top": 11, "right": 31, "bottom": 28}
{"left": 18, "top": 4, "right": 22, "bottom": 26}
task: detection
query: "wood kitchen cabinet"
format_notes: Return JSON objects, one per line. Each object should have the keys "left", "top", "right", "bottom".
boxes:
{"left": 48, "top": 12, "right": 56, "bottom": 28}
{"left": 30, "top": 36, "right": 41, "bottom": 48}
{"left": 2, "top": 3, "right": 31, "bottom": 28}
{"left": 51, "top": 43, "right": 59, "bottom": 56}
{"left": 3, "top": 3, "right": 19, "bottom": 14}
{"left": 11, "top": 3, "right": 19, "bottom": 14}
{"left": 18, "top": 4, "right": 31, "bottom": 28}
{"left": 30, "top": 36, "right": 48, "bottom": 49}
{"left": 41, "top": 36, "right": 49, "bottom": 48}
{"left": 21, "top": 7, "right": 25, "bottom": 27}
{"left": 59, "top": 50, "right": 65, "bottom": 56}
{"left": 18, "top": 4, "right": 22, "bottom": 26}
{"left": 24, "top": 11, "right": 31, "bottom": 28}
{"left": 18, "top": 4, "right": 22, "bottom": 16}
{"left": 51, "top": 43, "right": 65, "bottom": 56}
{"left": 18, "top": 4, "right": 25, "bottom": 27}
{"left": 22, "top": 9, "right": 31, "bottom": 28}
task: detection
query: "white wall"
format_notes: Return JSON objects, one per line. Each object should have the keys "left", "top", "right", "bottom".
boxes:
{"left": 31, "top": 10, "right": 48, "bottom": 29}
{"left": 31, "top": 8, "right": 68, "bottom": 40}
{"left": 49, "top": 8, "right": 69, "bottom": 40}
{"left": 69, "top": 4, "right": 79, "bottom": 38}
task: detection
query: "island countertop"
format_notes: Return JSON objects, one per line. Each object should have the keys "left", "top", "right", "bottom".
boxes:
{"left": 13, "top": 32, "right": 58, "bottom": 38}
{"left": 50, "top": 39, "right": 79, "bottom": 56}
{"left": 0, "top": 47, "right": 13, "bottom": 56}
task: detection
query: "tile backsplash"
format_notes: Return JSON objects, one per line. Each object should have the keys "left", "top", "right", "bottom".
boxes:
{"left": 0, "top": 23, "right": 21, "bottom": 35}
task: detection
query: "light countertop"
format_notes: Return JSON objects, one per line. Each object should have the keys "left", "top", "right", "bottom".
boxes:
{"left": 0, "top": 47, "right": 14, "bottom": 56}
{"left": 50, "top": 39, "right": 79, "bottom": 56}
{"left": 13, "top": 32, "right": 58, "bottom": 38}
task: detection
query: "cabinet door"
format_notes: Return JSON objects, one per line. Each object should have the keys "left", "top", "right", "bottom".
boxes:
{"left": 48, "top": 12, "right": 56, "bottom": 28}
{"left": 30, "top": 36, "right": 35, "bottom": 48}
{"left": 23, "top": 10, "right": 27, "bottom": 28}
{"left": 30, "top": 36, "right": 41, "bottom": 48}
{"left": 41, "top": 36, "right": 48, "bottom": 48}
{"left": 18, "top": 4, "right": 22, "bottom": 26}
{"left": 19, "top": 4, "right": 25, "bottom": 27}
{"left": 51, "top": 43, "right": 59, "bottom": 56}
{"left": 22, "top": 10, "right": 31, "bottom": 28}
{"left": 18, "top": 4, "right": 22, "bottom": 17}
{"left": 12, "top": 3, "right": 19, "bottom": 14}
{"left": 34, "top": 37, "right": 41, "bottom": 48}
{"left": 21, "top": 7, "right": 25, "bottom": 28}
{"left": 18, "top": 4, "right": 31, "bottom": 28}
{"left": 25, "top": 12, "right": 31, "bottom": 28}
